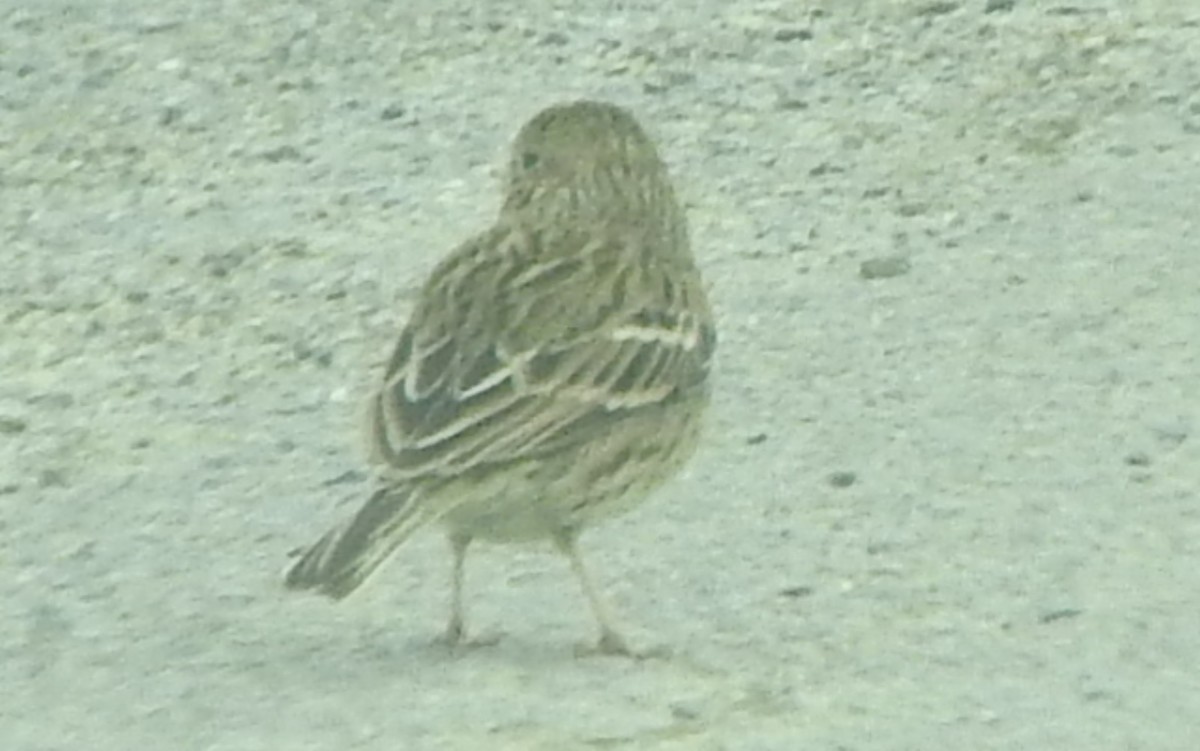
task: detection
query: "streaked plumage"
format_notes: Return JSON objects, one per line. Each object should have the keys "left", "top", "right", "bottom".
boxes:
{"left": 284, "top": 100, "right": 715, "bottom": 655}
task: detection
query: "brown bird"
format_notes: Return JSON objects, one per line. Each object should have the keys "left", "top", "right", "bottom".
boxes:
{"left": 284, "top": 100, "right": 715, "bottom": 655}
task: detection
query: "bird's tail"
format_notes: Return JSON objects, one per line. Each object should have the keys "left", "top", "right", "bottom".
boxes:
{"left": 284, "top": 484, "right": 429, "bottom": 599}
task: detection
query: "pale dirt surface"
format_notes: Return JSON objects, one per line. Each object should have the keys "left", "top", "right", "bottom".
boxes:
{"left": 2, "top": 1, "right": 1198, "bottom": 749}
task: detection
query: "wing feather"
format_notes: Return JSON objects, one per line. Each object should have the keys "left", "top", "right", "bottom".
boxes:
{"left": 367, "top": 224, "right": 713, "bottom": 482}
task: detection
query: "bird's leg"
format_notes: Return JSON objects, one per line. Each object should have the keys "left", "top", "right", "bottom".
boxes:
{"left": 553, "top": 529, "right": 633, "bottom": 656}
{"left": 440, "top": 533, "right": 471, "bottom": 646}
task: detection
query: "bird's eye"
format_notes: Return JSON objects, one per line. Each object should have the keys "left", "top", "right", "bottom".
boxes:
{"left": 521, "top": 152, "right": 540, "bottom": 170}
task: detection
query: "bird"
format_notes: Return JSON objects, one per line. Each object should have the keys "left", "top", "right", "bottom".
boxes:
{"left": 284, "top": 100, "right": 716, "bottom": 656}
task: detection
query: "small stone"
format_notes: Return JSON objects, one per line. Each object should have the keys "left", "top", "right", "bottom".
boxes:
{"left": 260, "top": 145, "right": 303, "bottom": 162}
{"left": 916, "top": 2, "right": 960, "bottom": 16}
{"left": 1123, "top": 451, "right": 1151, "bottom": 467}
{"left": 859, "top": 256, "right": 911, "bottom": 280}
{"left": 159, "top": 106, "right": 184, "bottom": 127}
{"left": 912, "top": 1, "right": 960, "bottom": 16}
{"left": 0, "top": 416, "right": 27, "bottom": 434}
{"left": 776, "top": 96, "right": 808, "bottom": 111}
{"left": 828, "top": 470, "right": 857, "bottom": 488}
{"left": 779, "top": 585, "right": 814, "bottom": 598}
{"left": 897, "top": 201, "right": 931, "bottom": 217}
{"left": 1039, "top": 608, "right": 1082, "bottom": 624}
{"left": 380, "top": 103, "right": 407, "bottom": 121}
{"left": 322, "top": 469, "right": 368, "bottom": 486}
{"left": 808, "top": 162, "right": 843, "bottom": 177}
{"left": 137, "top": 18, "right": 184, "bottom": 34}
{"left": 773, "top": 28, "right": 813, "bottom": 42}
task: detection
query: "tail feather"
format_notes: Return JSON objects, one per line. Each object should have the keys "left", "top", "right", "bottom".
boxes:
{"left": 284, "top": 484, "right": 426, "bottom": 599}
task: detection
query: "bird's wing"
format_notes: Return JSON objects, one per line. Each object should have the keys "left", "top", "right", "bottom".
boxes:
{"left": 367, "top": 224, "right": 714, "bottom": 480}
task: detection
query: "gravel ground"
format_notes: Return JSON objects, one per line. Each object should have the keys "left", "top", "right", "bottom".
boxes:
{"left": 3, "top": 1, "right": 1198, "bottom": 749}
